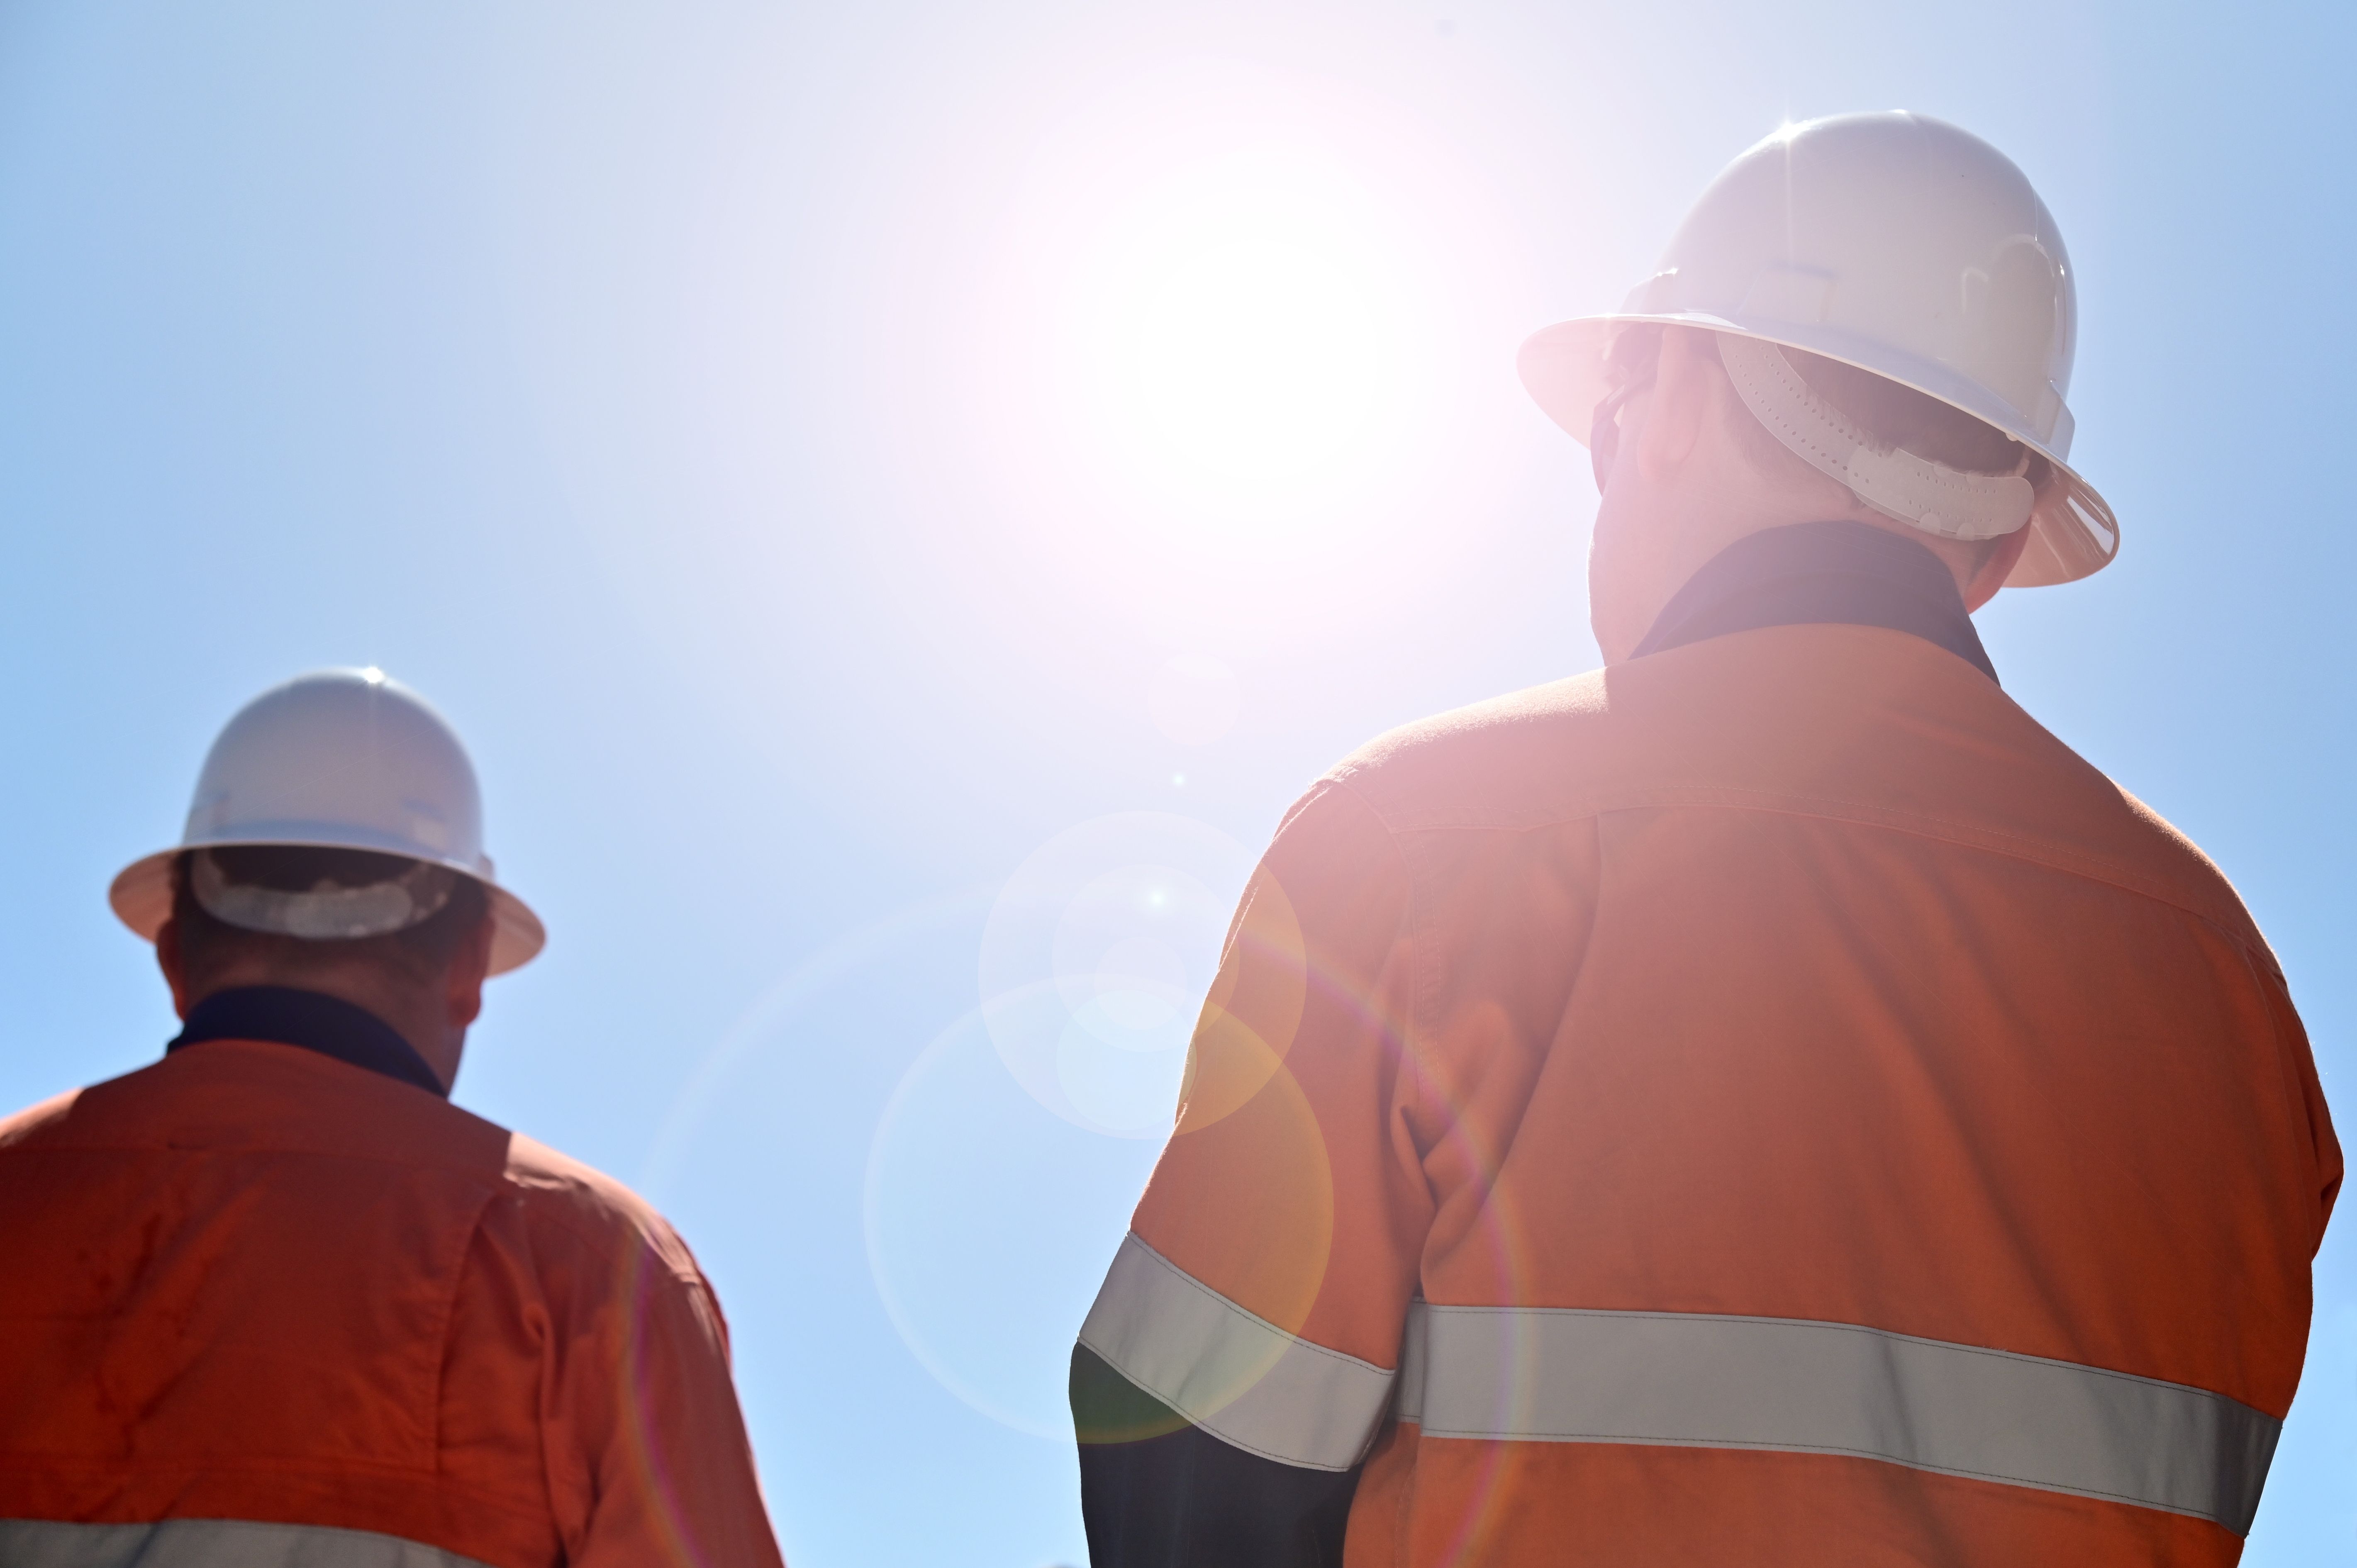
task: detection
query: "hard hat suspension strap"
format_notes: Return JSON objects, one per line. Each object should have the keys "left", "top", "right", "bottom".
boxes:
{"left": 1718, "top": 334, "right": 2033, "bottom": 543}
{"left": 190, "top": 849, "right": 460, "bottom": 942}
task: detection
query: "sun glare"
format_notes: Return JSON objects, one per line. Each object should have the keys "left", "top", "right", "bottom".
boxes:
{"left": 1122, "top": 236, "right": 1376, "bottom": 483}
{"left": 945, "top": 59, "right": 1541, "bottom": 655}
{"left": 1126, "top": 236, "right": 1384, "bottom": 485}
{"left": 1057, "top": 142, "right": 1425, "bottom": 523}
{"left": 969, "top": 64, "right": 1499, "bottom": 553}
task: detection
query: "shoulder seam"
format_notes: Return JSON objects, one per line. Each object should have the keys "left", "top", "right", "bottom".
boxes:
{"left": 1322, "top": 774, "right": 1433, "bottom": 1127}
{"left": 495, "top": 1180, "right": 704, "bottom": 1284}
{"left": 1374, "top": 786, "right": 2259, "bottom": 947}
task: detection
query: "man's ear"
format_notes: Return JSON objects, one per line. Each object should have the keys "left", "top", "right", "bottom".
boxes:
{"left": 444, "top": 909, "right": 496, "bottom": 1030}
{"left": 156, "top": 917, "right": 190, "bottom": 1020}
{"left": 1631, "top": 326, "right": 1714, "bottom": 482}
{"left": 1961, "top": 519, "right": 2036, "bottom": 611}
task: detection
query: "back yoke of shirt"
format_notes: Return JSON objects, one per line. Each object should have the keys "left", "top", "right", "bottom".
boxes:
{"left": 0, "top": 1037, "right": 783, "bottom": 1568}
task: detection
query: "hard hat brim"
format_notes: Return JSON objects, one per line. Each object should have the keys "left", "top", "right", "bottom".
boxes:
{"left": 1517, "top": 313, "right": 2120, "bottom": 588}
{"left": 110, "top": 843, "right": 546, "bottom": 976}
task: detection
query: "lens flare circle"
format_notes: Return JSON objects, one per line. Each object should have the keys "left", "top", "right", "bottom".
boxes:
{"left": 984, "top": 811, "right": 1253, "bottom": 1137}
{"left": 1086, "top": 933, "right": 1190, "bottom": 1034}
{"left": 865, "top": 996, "right": 1161, "bottom": 1440}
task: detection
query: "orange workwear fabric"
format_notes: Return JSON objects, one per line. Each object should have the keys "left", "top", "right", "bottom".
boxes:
{"left": 0, "top": 1037, "right": 785, "bottom": 1568}
{"left": 1134, "top": 622, "right": 2340, "bottom": 1566}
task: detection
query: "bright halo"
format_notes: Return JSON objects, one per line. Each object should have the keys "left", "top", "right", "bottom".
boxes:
{"left": 1123, "top": 233, "right": 1387, "bottom": 487}
{"left": 976, "top": 70, "right": 1465, "bottom": 543}
{"left": 1068, "top": 149, "right": 1420, "bottom": 520}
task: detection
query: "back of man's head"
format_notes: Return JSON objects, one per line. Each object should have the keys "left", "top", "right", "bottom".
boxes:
{"left": 162, "top": 846, "right": 495, "bottom": 1087}
{"left": 1537, "top": 112, "right": 2118, "bottom": 657}
{"left": 1585, "top": 324, "right": 2044, "bottom": 659}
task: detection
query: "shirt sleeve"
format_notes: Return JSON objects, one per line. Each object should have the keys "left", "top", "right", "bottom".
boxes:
{"left": 555, "top": 1226, "right": 788, "bottom": 1568}
{"left": 1074, "top": 779, "right": 1429, "bottom": 1564}
{"left": 2257, "top": 958, "right": 2342, "bottom": 1234}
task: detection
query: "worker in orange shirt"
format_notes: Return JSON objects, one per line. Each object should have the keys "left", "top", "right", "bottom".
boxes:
{"left": 1072, "top": 112, "right": 2339, "bottom": 1566}
{"left": 0, "top": 668, "right": 785, "bottom": 1568}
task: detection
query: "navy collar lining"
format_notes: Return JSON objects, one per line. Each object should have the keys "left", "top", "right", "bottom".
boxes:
{"left": 1631, "top": 520, "right": 1999, "bottom": 684}
{"left": 168, "top": 985, "right": 448, "bottom": 1098}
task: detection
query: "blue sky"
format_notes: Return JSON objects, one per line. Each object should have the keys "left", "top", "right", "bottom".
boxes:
{"left": 0, "top": 2, "right": 2346, "bottom": 1563}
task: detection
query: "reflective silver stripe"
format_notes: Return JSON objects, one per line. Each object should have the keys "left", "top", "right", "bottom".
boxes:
{"left": 1079, "top": 1232, "right": 1394, "bottom": 1471}
{"left": 1394, "top": 1303, "right": 2279, "bottom": 1534}
{"left": 0, "top": 1519, "right": 498, "bottom": 1568}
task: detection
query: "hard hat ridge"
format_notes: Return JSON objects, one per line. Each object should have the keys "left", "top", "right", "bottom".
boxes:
{"left": 110, "top": 668, "right": 545, "bottom": 974}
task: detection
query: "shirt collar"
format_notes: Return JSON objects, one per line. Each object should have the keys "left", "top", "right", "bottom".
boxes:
{"left": 168, "top": 985, "right": 449, "bottom": 1098}
{"left": 1631, "top": 519, "right": 1999, "bottom": 684}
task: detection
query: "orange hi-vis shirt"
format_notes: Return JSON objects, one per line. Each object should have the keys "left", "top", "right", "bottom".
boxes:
{"left": 1078, "top": 621, "right": 2340, "bottom": 1566}
{"left": 0, "top": 1023, "right": 785, "bottom": 1568}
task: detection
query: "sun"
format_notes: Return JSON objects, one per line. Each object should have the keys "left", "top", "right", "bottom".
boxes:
{"left": 1121, "top": 229, "right": 1389, "bottom": 487}
{"left": 953, "top": 57, "right": 1531, "bottom": 650}
{"left": 1070, "top": 146, "right": 1421, "bottom": 520}
{"left": 977, "top": 82, "right": 1451, "bottom": 536}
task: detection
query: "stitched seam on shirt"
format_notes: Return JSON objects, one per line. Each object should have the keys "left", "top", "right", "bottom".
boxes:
{"left": 495, "top": 1190, "right": 706, "bottom": 1288}
{"left": 12, "top": 1136, "right": 507, "bottom": 1171}
{"left": 2237, "top": 942, "right": 2335, "bottom": 1254}
{"left": 1395, "top": 1432, "right": 2221, "bottom": 1520}
{"left": 1384, "top": 786, "right": 2150, "bottom": 880}
{"left": 1364, "top": 789, "right": 2250, "bottom": 942}
{"left": 0, "top": 1454, "right": 561, "bottom": 1509}
{"left": 425, "top": 1184, "right": 503, "bottom": 1469}
{"left": 1327, "top": 776, "right": 1442, "bottom": 1193}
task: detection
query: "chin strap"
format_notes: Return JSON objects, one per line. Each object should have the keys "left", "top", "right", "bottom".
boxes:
{"left": 191, "top": 850, "right": 458, "bottom": 941}
{"left": 1718, "top": 334, "right": 2033, "bottom": 543}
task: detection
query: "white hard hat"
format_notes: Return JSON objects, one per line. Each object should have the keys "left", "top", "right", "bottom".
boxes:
{"left": 110, "top": 667, "right": 546, "bottom": 975}
{"left": 1519, "top": 111, "right": 2118, "bottom": 587}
